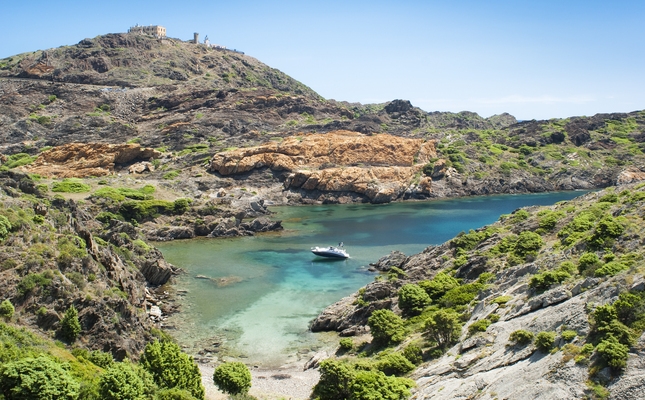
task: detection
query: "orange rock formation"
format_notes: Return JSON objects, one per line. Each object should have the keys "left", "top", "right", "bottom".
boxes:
{"left": 23, "top": 143, "right": 161, "bottom": 178}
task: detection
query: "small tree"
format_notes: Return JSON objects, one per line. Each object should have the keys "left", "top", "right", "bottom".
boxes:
{"left": 60, "top": 304, "right": 81, "bottom": 343}
{"left": 424, "top": 309, "right": 462, "bottom": 349}
{"left": 212, "top": 362, "right": 251, "bottom": 396}
{"left": 0, "top": 355, "right": 80, "bottom": 400}
{"left": 0, "top": 299, "right": 15, "bottom": 320}
{"left": 596, "top": 335, "right": 629, "bottom": 369}
{"left": 367, "top": 309, "right": 405, "bottom": 345}
{"left": 398, "top": 284, "right": 431, "bottom": 315}
{"left": 140, "top": 341, "right": 205, "bottom": 399}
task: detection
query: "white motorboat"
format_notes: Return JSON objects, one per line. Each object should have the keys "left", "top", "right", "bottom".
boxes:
{"left": 311, "top": 245, "right": 349, "bottom": 259}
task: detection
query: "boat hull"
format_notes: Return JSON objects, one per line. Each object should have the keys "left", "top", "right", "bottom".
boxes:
{"left": 311, "top": 246, "right": 349, "bottom": 259}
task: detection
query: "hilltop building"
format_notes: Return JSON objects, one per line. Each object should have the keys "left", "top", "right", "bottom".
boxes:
{"left": 128, "top": 25, "right": 166, "bottom": 38}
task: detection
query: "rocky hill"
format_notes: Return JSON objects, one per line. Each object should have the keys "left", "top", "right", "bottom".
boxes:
{"left": 310, "top": 183, "right": 645, "bottom": 399}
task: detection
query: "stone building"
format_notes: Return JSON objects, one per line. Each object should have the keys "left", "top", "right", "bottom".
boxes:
{"left": 128, "top": 25, "right": 166, "bottom": 38}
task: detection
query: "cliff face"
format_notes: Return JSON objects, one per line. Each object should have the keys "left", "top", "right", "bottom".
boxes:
{"left": 210, "top": 131, "right": 436, "bottom": 203}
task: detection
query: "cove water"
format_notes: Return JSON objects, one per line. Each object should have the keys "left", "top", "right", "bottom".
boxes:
{"left": 157, "top": 191, "right": 586, "bottom": 367}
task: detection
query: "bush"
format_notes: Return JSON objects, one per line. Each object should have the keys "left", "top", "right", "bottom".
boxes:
{"left": 140, "top": 341, "right": 205, "bottom": 399}
{"left": 350, "top": 370, "right": 415, "bottom": 400}
{"left": 0, "top": 299, "right": 15, "bottom": 320}
{"left": 51, "top": 179, "right": 91, "bottom": 193}
{"left": 594, "top": 261, "right": 628, "bottom": 277}
{"left": 596, "top": 335, "right": 629, "bottom": 369}
{"left": 402, "top": 344, "right": 423, "bottom": 365}
{"left": 313, "top": 360, "right": 414, "bottom": 400}
{"left": 468, "top": 319, "right": 491, "bottom": 334}
{"left": 419, "top": 272, "right": 460, "bottom": 301}
{"left": 155, "top": 388, "right": 200, "bottom": 400}
{"left": 509, "top": 329, "right": 534, "bottom": 345}
{"left": 339, "top": 338, "right": 354, "bottom": 352}
{"left": 439, "top": 282, "right": 483, "bottom": 308}
{"left": 424, "top": 309, "right": 462, "bottom": 349}
{"left": 375, "top": 352, "right": 415, "bottom": 376}
{"left": 98, "top": 362, "right": 147, "bottom": 400}
{"left": 2, "top": 153, "right": 37, "bottom": 169}
{"left": 313, "top": 360, "right": 354, "bottom": 400}
{"left": 0, "top": 355, "right": 80, "bottom": 399}
{"left": 60, "top": 305, "right": 81, "bottom": 343}
{"left": 17, "top": 272, "right": 52, "bottom": 296}
{"left": 513, "top": 231, "right": 543, "bottom": 258}
{"left": 537, "top": 210, "right": 564, "bottom": 231}
{"left": 535, "top": 331, "right": 556, "bottom": 352}
{"left": 492, "top": 295, "right": 512, "bottom": 306}
{"left": 589, "top": 216, "right": 626, "bottom": 248}
{"left": 529, "top": 270, "right": 570, "bottom": 291}
{"left": 367, "top": 309, "right": 405, "bottom": 345}
{"left": 212, "top": 362, "right": 251, "bottom": 395}
{"left": 561, "top": 330, "right": 577, "bottom": 341}
{"left": 0, "top": 215, "right": 11, "bottom": 242}
{"left": 88, "top": 350, "right": 114, "bottom": 369}
{"left": 398, "top": 284, "right": 431, "bottom": 315}
{"left": 578, "top": 252, "right": 600, "bottom": 273}
{"left": 119, "top": 200, "right": 177, "bottom": 222}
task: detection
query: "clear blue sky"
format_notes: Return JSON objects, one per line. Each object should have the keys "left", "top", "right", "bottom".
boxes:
{"left": 1, "top": 0, "right": 643, "bottom": 121}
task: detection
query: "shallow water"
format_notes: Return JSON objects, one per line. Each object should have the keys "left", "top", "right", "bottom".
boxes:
{"left": 157, "top": 191, "right": 587, "bottom": 366}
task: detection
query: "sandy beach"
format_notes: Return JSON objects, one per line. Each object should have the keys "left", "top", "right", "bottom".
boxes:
{"left": 200, "top": 363, "right": 320, "bottom": 399}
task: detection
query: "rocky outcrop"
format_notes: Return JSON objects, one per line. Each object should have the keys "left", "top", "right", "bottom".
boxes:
{"left": 210, "top": 131, "right": 436, "bottom": 203}
{"left": 23, "top": 142, "right": 161, "bottom": 178}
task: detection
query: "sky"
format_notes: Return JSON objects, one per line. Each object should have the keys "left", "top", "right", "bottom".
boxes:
{"left": 1, "top": 0, "right": 644, "bottom": 121}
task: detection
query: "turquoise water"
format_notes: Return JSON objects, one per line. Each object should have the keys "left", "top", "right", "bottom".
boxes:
{"left": 157, "top": 191, "right": 587, "bottom": 366}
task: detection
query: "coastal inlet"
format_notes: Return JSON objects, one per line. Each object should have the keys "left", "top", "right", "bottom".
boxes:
{"left": 157, "top": 191, "right": 588, "bottom": 367}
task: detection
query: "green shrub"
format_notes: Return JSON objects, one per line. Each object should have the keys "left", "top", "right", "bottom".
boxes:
{"left": 350, "top": 370, "right": 415, "bottom": 399}
{"left": 51, "top": 179, "right": 91, "bottom": 193}
{"left": 509, "top": 329, "right": 534, "bottom": 345}
{"left": 513, "top": 231, "right": 543, "bottom": 258}
{"left": 402, "top": 344, "right": 423, "bottom": 365}
{"left": 492, "top": 295, "right": 512, "bottom": 305}
{"left": 0, "top": 215, "right": 11, "bottom": 242}
{"left": 163, "top": 171, "right": 180, "bottom": 180}
{"left": 398, "top": 284, "right": 431, "bottom": 315}
{"left": 2, "top": 153, "right": 37, "bottom": 169}
{"left": 98, "top": 362, "right": 147, "bottom": 400}
{"left": 375, "top": 352, "right": 415, "bottom": 376}
{"left": 538, "top": 210, "right": 564, "bottom": 231}
{"left": 0, "top": 299, "right": 15, "bottom": 320}
{"left": 594, "top": 261, "right": 628, "bottom": 277}
{"left": 96, "top": 211, "right": 123, "bottom": 223}
{"left": 535, "top": 331, "right": 556, "bottom": 352}
{"left": 339, "top": 338, "right": 354, "bottom": 351}
{"left": 0, "top": 355, "right": 80, "bottom": 399}
{"left": 468, "top": 319, "right": 491, "bottom": 334}
{"left": 424, "top": 309, "right": 462, "bottom": 349}
{"left": 561, "top": 330, "right": 577, "bottom": 341}
{"left": 368, "top": 309, "right": 405, "bottom": 345}
{"left": 313, "top": 360, "right": 414, "bottom": 400}
{"left": 173, "top": 198, "right": 192, "bottom": 214}
{"left": 529, "top": 269, "right": 570, "bottom": 291}
{"left": 119, "top": 200, "right": 177, "bottom": 221}
{"left": 155, "top": 388, "right": 199, "bottom": 400}
{"left": 17, "top": 272, "right": 52, "bottom": 296}
{"left": 140, "top": 341, "right": 205, "bottom": 399}
{"left": 596, "top": 335, "right": 629, "bottom": 369}
{"left": 419, "top": 272, "right": 460, "bottom": 300}
{"left": 88, "top": 350, "right": 114, "bottom": 369}
{"left": 439, "top": 281, "right": 484, "bottom": 308}
{"left": 589, "top": 216, "right": 626, "bottom": 248}
{"left": 313, "top": 360, "right": 355, "bottom": 400}
{"left": 510, "top": 209, "right": 530, "bottom": 223}
{"left": 60, "top": 305, "right": 81, "bottom": 343}
{"left": 212, "top": 362, "right": 251, "bottom": 395}
{"left": 451, "top": 229, "right": 492, "bottom": 251}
